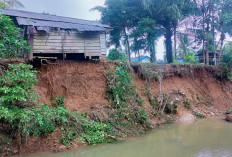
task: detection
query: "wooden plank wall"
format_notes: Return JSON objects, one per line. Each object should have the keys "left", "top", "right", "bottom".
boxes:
{"left": 100, "top": 33, "right": 107, "bottom": 55}
{"left": 33, "top": 30, "right": 106, "bottom": 57}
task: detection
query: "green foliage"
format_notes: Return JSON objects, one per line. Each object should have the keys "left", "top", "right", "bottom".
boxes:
{"left": 195, "top": 111, "right": 206, "bottom": 119}
{"left": 179, "top": 34, "right": 199, "bottom": 64}
{"left": 131, "top": 18, "right": 162, "bottom": 62}
{"left": 0, "top": 64, "right": 58, "bottom": 140}
{"left": 184, "top": 52, "right": 199, "bottom": 64}
{"left": 107, "top": 49, "right": 127, "bottom": 62}
{"left": 143, "top": 0, "right": 197, "bottom": 63}
{"left": 0, "top": 13, "right": 29, "bottom": 58}
{"left": 184, "top": 99, "right": 191, "bottom": 108}
{"left": 221, "top": 52, "right": 232, "bottom": 80}
{"left": 0, "top": 63, "right": 38, "bottom": 107}
{"left": 106, "top": 65, "right": 150, "bottom": 132}
{"left": 0, "top": 63, "right": 115, "bottom": 147}
{"left": 136, "top": 109, "right": 149, "bottom": 124}
{"left": 227, "top": 107, "right": 232, "bottom": 114}
{"left": 51, "top": 95, "right": 65, "bottom": 107}
{"left": 60, "top": 112, "right": 114, "bottom": 146}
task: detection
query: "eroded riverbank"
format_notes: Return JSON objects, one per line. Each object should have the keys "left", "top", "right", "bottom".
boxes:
{"left": 1, "top": 62, "right": 232, "bottom": 156}
{"left": 25, "top": 118, "right": 232, "bottom": 157}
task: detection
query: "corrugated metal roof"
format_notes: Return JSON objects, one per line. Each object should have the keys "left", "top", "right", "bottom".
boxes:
{"left": 0, "top": 8, "right": 109, "bottom": 32}
{"left": 16, "top": 17, "right": 107, "bottom": 31}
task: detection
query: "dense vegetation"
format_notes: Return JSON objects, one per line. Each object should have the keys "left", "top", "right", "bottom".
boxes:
{"left": 107, "top": 48, "right": 127, "bottom": 62}
{"left": 0, "top": 63, "right": 151, "bottom": 151}
{"left": 0, "top": 64, "right": 115, "bottom": 147}
{"left": 0, "top": 4, "right": 151, "bottom": 151}
{"left": 106, "top": 65, "right": 150, "bottom": 134}
{"left": 0, "top": 13, "right": 29, "bottom": 58}
{"left": 94, "top": 0, "right": 232, "bottom": 64}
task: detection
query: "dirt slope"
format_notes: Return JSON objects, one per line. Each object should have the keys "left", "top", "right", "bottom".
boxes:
{"left": 25, "top": 62, "right": 232, "bottom": 155}
{"left": 37, "top": 62, "right": 232, "bottom": 115}
{"left": 36, "top": 61, "right": 113, "bottom": 112}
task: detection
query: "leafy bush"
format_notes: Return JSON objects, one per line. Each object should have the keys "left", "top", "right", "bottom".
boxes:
{"left": 0, "top": 64, "right": 115, "bottom": 147}
{"left": 195, "top": 111, "right": 206, "bottom": 118}
{"left": 106, "top": 65, "right": 150, "bottom": 132}
{"left": 60, "top": 112, "right": 114, "bottom": 146}
{"left": 183, "top": 52, "right": 199, "bottom": 64}
{"left": 0, "top": 13, "right": 30, "bottom": 58}
{"left": 0, "top": 64, "right": 38, "bottom": 107}
{"left": 221, "top": 52, "right": 232, "bottom": 80}
{"left": 51, "top": 95, "right": 65, "bottom": 107}
{"left": 107, "top": 49, "right": 127, "bottom": 62}
{"left": 184, "top": 99, "right": 191, "bottom": 108}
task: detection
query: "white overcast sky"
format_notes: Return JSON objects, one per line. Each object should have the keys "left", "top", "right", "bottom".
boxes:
{"left": 20, "top": 0, "right": 165, "bottom": 59}
{"left": 20, "top": 0, "right": 105, "bottom": 20}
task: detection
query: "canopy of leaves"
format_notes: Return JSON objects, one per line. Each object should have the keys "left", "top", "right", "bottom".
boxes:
{"left": 93, "top": 0, "right": 148, "bottom": 52}
{"left": 142, "top": 0, "right": 197, "bottom": 63}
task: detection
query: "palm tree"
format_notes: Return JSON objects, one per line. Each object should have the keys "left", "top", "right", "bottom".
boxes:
{"left": 0, "top": 0, "right": 24, "bottom": 8}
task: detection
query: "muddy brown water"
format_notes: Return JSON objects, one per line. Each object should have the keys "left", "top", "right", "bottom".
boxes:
{"left": 26, "top": 118, "right": 232, "bottom": 157}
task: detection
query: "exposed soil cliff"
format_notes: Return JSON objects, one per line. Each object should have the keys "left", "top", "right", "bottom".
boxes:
{"left": 36, "top": 62, "right": 232, "bottom": 117}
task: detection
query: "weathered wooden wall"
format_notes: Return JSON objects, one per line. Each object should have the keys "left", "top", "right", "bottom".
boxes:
{"left": 32, "top": 30, "right": 106, "bottom": 58}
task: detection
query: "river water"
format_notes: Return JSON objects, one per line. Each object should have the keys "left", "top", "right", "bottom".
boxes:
{"left": 27, "top": 118, "right": 232, "bottom": 157}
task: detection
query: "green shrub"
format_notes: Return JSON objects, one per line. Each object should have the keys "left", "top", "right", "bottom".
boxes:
{"left": 184, "top": 52, "right": 199, "bottom": 64}
{"left": 0, "top": 64, "right": 115, "bottom": 146}
{"left": 184, "top": 99, "right": 191, "bottom": 108}
{"left": 60, "top": 112, "right": 114, "bottom": 146}
{"left": 0, "top": 63, "right": 38, "bottom": 107}
{"left": 221, "top": 53, "right": 232, "bottom": 80}
{"left": 0, "top": 13, "right": 30, "bottom": 58}
{"left": 107, "top": 49, "right": 127, "bottom": 62}
{"left": 106, "top": 65, "right": 150, "bottom": 133}
{"left": 195, "top": 111, "right": 206, "bottom": 118}
{"left": 51, "top": 95, "right": 65, "bottom": 107}
{"left": 136, "top": 109, "right": 149, "bottom": 124}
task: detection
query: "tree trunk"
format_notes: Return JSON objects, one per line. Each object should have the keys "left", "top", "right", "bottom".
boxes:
{"left": 206, "top": 31, "right": 209, "bottom": 65}
{"left": 219, "top": 32, "right": 225, "bottom": 62}
{"left": 174, "top": 26, "right": 177, "bottom": 59}
{"left": 148, "top": 36, "right": 156, "bottom": 63}
{"left": 202, "top": 0, "right": 206, "bottom": 64}
{"left": 124, "top": 27, "right": 131, "bottom": 62}
{"left": 164, "top": 25, "right": 173, "bottom": 63}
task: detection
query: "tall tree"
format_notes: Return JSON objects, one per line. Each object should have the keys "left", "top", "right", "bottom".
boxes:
{"left": 218, "top": 0, "right": 232, "bottom": 56}
{"left": 131, "top": 18, "right": 162, "bottom": 62}
{"left": 93, "top": 0, "right": 146, "bottom": 62}
{"left": 143, "top": 0, "right": 197, "bottom": 63}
